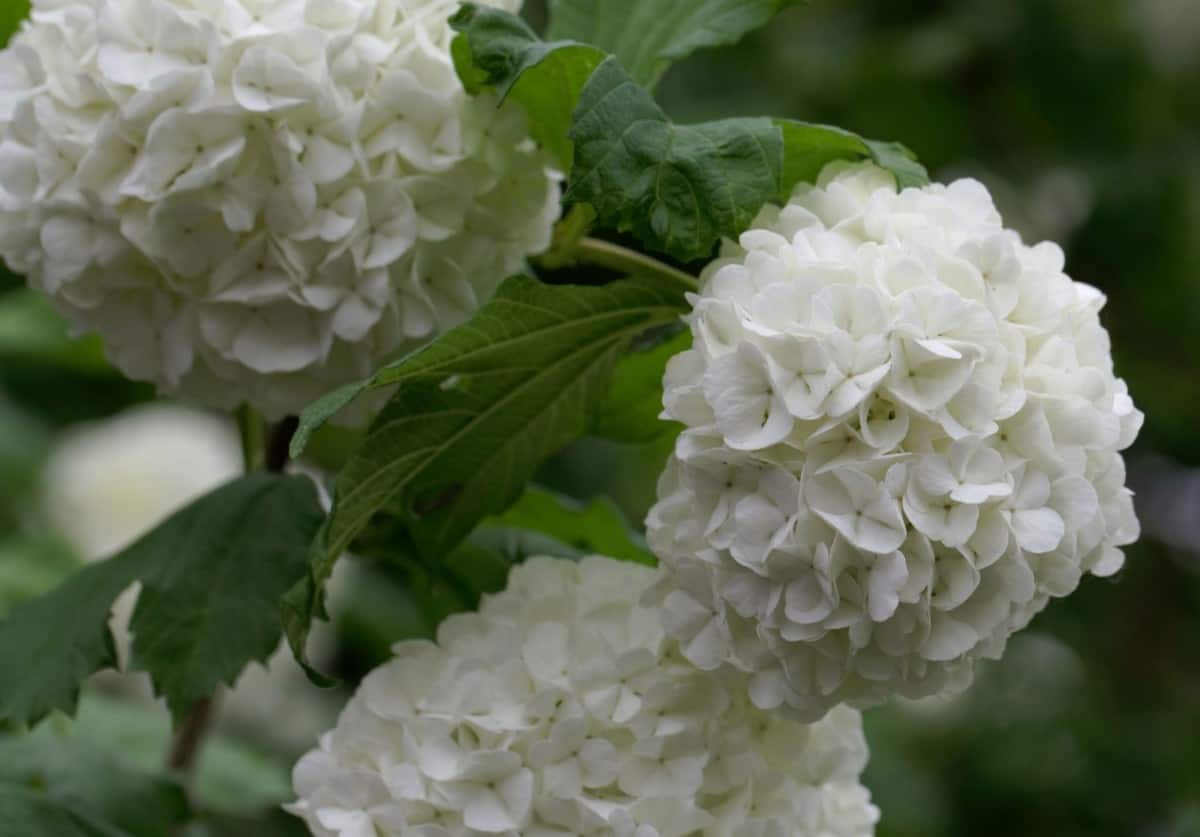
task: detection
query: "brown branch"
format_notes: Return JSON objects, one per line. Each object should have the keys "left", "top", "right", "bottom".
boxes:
{"left": 166, "top": 697, "right": 217, "bottom": 774}
{"left": 265, "top": 415, "right": 300, "bottom": 473}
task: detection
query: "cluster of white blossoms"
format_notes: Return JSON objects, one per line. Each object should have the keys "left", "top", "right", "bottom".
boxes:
{"left": 0, "top": 0, "right": 559, "bottom": 418}
{"left": 647, "top": 162, "right": 1142, "bottom": 721}
{"left": 290, "top": 556, "right": 878, "bottom": 837}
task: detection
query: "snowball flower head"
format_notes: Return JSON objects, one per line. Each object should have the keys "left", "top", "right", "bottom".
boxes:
{"left": 647, "top": 162, "right": 1142, "bottom": 721}
{"left": 0, "top": 0, "right": 559, "bottom": 418}
{"left": 289, "top": 556, "right": 878, "bottom": 837}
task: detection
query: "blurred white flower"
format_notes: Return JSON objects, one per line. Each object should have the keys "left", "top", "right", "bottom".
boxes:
{"left": 289, "top": 556, "right": 878, "bottom": 837}
{"left": 43, "top": 403, "right": 241, "bottom": 560}
{"left": 0, "top": 0, "right": 559, "bottom": 418}
{"left": 1133, "top": 0, "right": 1200, "bottom": 73}
{"left": 647, "top": 161, "right": 1143, "bottom": 721}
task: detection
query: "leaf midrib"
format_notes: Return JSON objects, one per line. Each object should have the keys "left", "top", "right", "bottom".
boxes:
{"left": 423, "top": 335, "right": 628, "bottom": 552}
{"left": 369, "top": 298, "right": 682, "bottom": 390}
{"left": 329, "top": 308, "right": 675, "bottom": 555}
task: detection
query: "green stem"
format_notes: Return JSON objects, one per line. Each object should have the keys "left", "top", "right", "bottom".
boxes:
{"left": 236, "top": 404, "right": 265, "bottom": 472}
{"left": 567, "top": 237, "right": 699, "bottom": 290}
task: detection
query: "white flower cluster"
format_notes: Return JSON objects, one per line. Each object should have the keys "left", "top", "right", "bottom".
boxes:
{"left": 0, "top": 0, "right": 559, "bottom": 418}
{"left": 290, "top": 556, "right": 878, "bottom": 837}
{"left": 647, "top": 162, "right": 1142, "bottom": 721}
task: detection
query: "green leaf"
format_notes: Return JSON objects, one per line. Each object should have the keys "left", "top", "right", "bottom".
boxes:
{"left": 288, "top": 383, "right": 363, "bottom": 459}
{"left": 65, "top": 691, "right": 295, "bottom": 817}
{"left": 567, "top": 58, "right": 782, "bottom": 262}
{"left": 0, "top": 553, "right": 143, "bottom": 726}
{"left": 0, "top": 536, "right": 81, "bottom": 617}
{"left": 0, "top": 0, "right": 27, "bottom": 47}
{"left": 592, "top": 328, "right": 690, "bottom": 443}
{"left": 0, "top": 789, "right": 121, "bottom": 837}
{"left": 387, "top": 531, "right": 542, "bottom": 631}
{"left": 0, "top": 731, "right": 189, "bottom": 837}
{"left": 548, "top": 0, "right": 804, "bottom": 87}
{"left": 284, "top": 274, "right": 689, "bottom": 674}
{"left": 567, "top": 59, "right": 930, "bottom": 261}
{"left": 186, "top": 809, "right": 311, "bottom": 837}
{"left": 450, "top": 4, "right": 604, "bottom": 169}
{"left": 128, "top": 474, "right": 325, "bottom": 718}
{"left": 487, "top": 486, "right": 655, "bottom": 565}
{"left": 0, "top": 474, "right": 325, "bottom": 726}
{"left": 0, "top": 396, "right": 49, "bottom": 498}
{"left": 0, "top": 290, "right": 112, "bottom": 375}
{"left": 777, "top": 121, "right": 929, "bottom": 193}
{"left": 862, "top": 138, "right": 930, "bottom": 190}
{"left": 447, "top": 5, "right": 927, "bottom": 242}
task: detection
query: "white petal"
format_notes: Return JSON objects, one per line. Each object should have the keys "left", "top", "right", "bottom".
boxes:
{"left": 1010, "top": 507, "right": 1065, "bottom": 554}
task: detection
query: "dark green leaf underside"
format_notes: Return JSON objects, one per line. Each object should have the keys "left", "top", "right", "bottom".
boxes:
{"left": 284, "top": 274, "right": 690, "bottom": 676}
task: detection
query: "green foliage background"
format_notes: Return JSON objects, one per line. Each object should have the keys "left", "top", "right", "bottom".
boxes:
{"left": 0, "top": 0, "right": 1197, "bottom": 835}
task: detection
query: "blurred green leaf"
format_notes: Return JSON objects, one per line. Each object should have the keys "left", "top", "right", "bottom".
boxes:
{"left": 0, "top": 395, "right": 49, "bottom": 499}
{"left": 487, "top": 485, "right": 655, "bottom": 564}
{"left": 450, "top": 4, "right": 604, "bottom": 169}
{"left": 0, "top": 690, "right": 295, "bottom": 836}
{"left": 567, "top": 59, "right": 927, "bottom": 261}
{"left": 0, "top": 731, "right": 189, "bottom": 837}
{"left": 0, "top": 789, "right": 120, "bottom": 837}
{"left": 547, "top": 0, "right": 804, "bottom": 87}
{"left": 285, "top": 274, "right": 690, "bottom": 677}
{"left": 183, "top": 809, "right": 309, "bottom": 837}
{"left": 67, "top": 693, "right": 292, "bottom": 817}
{"left": 0, "top": 0, "right": 27, "bottom": 47}
{"left": 592, "top": 328, "right": 689, "bottom": 443}
{"left": 0, "top": 290, "right": 111, "bottom": 375}
{"left": 0, "top": 474, "right": 325, "bottom": 725}
{"left": 0, "top": 536, "right": 80, "bottom": 617}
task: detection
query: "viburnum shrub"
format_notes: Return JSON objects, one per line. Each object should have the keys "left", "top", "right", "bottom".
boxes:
{"left": 0, "top": 1, "right": 1141, "bottom": 835}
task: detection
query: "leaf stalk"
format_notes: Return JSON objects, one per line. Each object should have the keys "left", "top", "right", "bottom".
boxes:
{"left": 573, "top": 237, "right": 699, "bottom": 289}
